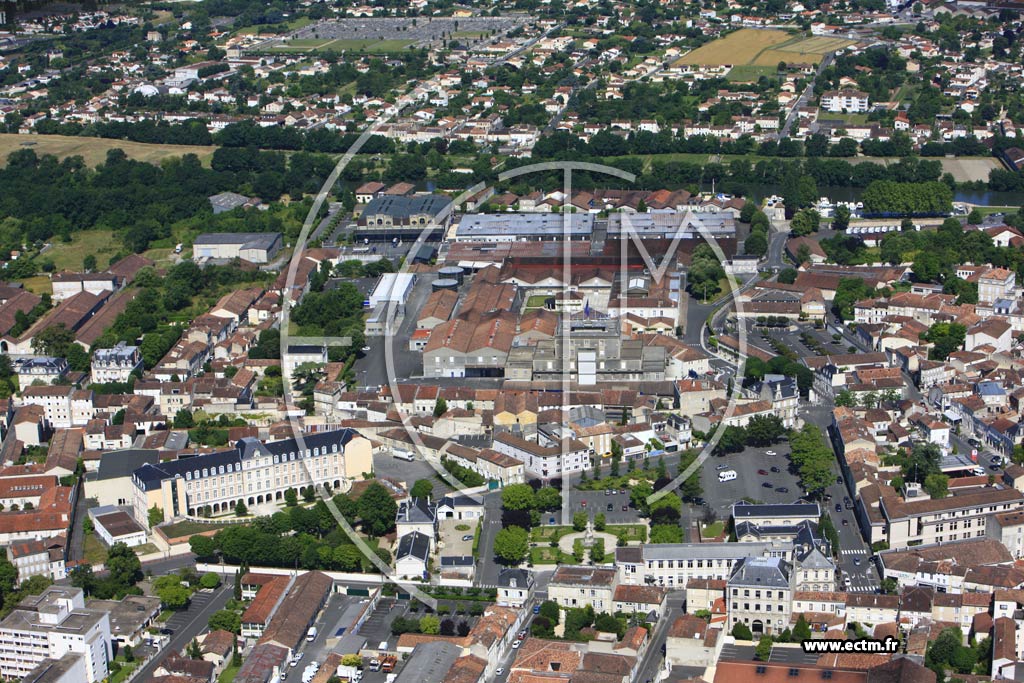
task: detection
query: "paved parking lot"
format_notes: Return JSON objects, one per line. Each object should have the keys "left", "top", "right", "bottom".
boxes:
{"left": 700, "top": 444, "right": 804, "bottom": 518}
{"left": 163, "top": 588, "right": 217, "bottom": 633}
{"left": 372, "top": 452, "right": 455, "bottom": 493}
{"left": 358, "top": 597, "right": 408, "bottom": 649}
{"left": 293, "top": 16, "right": 528, "bottom": 46}
{"left": 564, "top": 488, "right": 639, "bottom": 525}
{"left": 286, "top": 594, "right": 364, "bottom": 669}
{"left": 439, "top": 519, "right": 477, "bottom": 556}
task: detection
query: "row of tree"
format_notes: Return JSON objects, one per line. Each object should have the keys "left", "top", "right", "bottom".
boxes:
{"left": 188, "top": 485, "right": 398, "bottom": 571}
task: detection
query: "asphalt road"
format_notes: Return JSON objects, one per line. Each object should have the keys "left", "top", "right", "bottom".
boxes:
{"left": 634, "top": 593, "right": 684, "bottom": 683}
{"left": 476, "top": 491, "right": 505, "bottom": 586}
{"left": 133, "top": 584, "right": 231, "bottom": 682}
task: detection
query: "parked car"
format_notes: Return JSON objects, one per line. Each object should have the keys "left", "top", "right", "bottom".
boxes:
{"left": 775, "top": 487, "right": 789, "bottom": 493}
{"left": 716, "top": 463, "right": 729, "bottom": 471}
{"left": 762, "top": 482, "right": 773, "bottom": 488}
{"left": 766, "top": 450, "right": 777, "bottom": 456}
{"left": 842, "top": 519, "right": 849, "bottom": 526}
{"left": 757, "top": 469, "right": 768, "bottom": 475}
{"left": 835, "top": 504, "right": 842, "bottom": 512}
{"left": 581, "top": 500, "right": 587, "bottom": 508}
{"left": 622, "top": 505, "right": 629, "bottom": 511}
{"left": 462, "top": 535, "right": 473, "bottom": 541}
{"left": 770, "top": 466, "right": 780, "bottom": 473}
{"left": 607, "top": 503, "right": 613, "bottom": 511}
{"left": 512, "top": 640, "right": 522, "bottom": 649}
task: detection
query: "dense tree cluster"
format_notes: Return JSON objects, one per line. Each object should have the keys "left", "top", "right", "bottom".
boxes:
{"left": 860, "top": 181, "right": 954, "bottom": 217}
{"left": 712, "top": 415, "right": 788, "bottom": 454}
{"left": 922, "top": 322, "right": 966, "bottom": 361}
{"left": 188, "top": 489, "right": 395, "bottom": 572}
{"left": 69, "top": 543, "right": 142, "bottom": 599}
{"left": 788, "top": 423, "right": 836, "bottom": 498}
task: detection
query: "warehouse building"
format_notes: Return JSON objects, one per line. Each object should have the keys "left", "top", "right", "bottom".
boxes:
{"left": 193, "top": 233, "right": 282, "bottom": 264}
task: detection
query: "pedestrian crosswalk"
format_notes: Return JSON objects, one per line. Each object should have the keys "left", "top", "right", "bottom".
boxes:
{"left": 840, "top": 549, "right": 868, "bottom": 556}
{"left": 847, "top": 585, "right": 876, "bottom": 593}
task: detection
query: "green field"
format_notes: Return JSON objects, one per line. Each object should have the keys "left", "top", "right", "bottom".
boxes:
{"left": 530, "top": 526, "right": 572, "bottom": 542}
{"left": 0, "top": 133, "right": 216, "bottom": 168}
{"left": 41, "top": 230, "right": 118, "bottom": 272}
{"left": 727, "top": 65, "right": 779, "bottom": 82}
{"left": 530, "top": 546, "right": 573, "bottom": 565}
{"left": 83, "top": 534, "right": 108, "bottom": 565}
{"left": 701, "top": 521, "right": 725, "bottom": 538}
{"left": 159, "top": 519, "right": 239, "bottom": 540}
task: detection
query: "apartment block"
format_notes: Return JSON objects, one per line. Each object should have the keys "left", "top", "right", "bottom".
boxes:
{"left": 0, "top": 586, "right": 111, "bottom": 683}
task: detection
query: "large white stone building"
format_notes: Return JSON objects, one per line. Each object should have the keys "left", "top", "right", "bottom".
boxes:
{"left": 90, "top": 343, "right": 143, "bottom": 384}
{"left": 131, "top": 428, "right": 373, "bottom": 525}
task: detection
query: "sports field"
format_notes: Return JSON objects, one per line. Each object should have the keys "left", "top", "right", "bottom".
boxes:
{"left": 0, "top": 133, "right": 216, "bottom": 168}
{"left": 677, "top": 29, "right": 854, "bottom": 68}
{"left": 271, "top": 38, "right": 414, "bottom": 53}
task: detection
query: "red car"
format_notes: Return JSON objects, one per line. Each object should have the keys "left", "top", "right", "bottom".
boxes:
{"left": 581, "top": 500, "right": 587, "bottom": 508}
{"left": 757, "top": 469, "right": 768, "bottom": 475}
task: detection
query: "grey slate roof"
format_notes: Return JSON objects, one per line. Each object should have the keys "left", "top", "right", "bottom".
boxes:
{"left": 731, "top": 501, "right": 821, "bottom": 519}
{"left": 728, "top": 556, "right": 791, "bottom": 588}
{"left": 132, "top": 428, "right": 359, "bottom": 491}
{"left": 396, "top": 531, "right": 431, "bottom": 562}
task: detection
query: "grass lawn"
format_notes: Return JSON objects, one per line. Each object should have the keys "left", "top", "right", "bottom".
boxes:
{"left": 159, "top": 519, "right": 239, "bottom": 541}
{"left": 0, "top": 133, "right": 216, "bottom": 168}
{"left": 20, "top": 274, "right": 51, "bottom": 295}
{"left": 41, "top": 230, "right": 119, "bottom": 272}
{"left": 701, "top": 521, "right": 725, "bottom": 538}
{"left": 525, "top": 294, "right": 550, "bottom": 309}
{"left": 607, "top": 524, "right": 647, "bottom": 542}
{"left": 530, "top": 546, "right": 572, "bottom": 565}
{"left": 157, "top": 609, "right": 173, "bottom": 623}
{"left": 110, "top": 662, "right": 137, "bottom": 683}
{"left": 218, "top": 663, "right": 241, "bottom": 683}
{"left": 826, "top": 112, "right": 869, "bottom": 125}
{"left": 324, "top": 38, "right": 414, "bottom": 52}
{"left": 83, "top": 533, "right": 108, "bottom": 566}
{"left": 974, "top": 206, "right": 1017, "bottom": 216}
{"left": 133, "top": 543, "right": 161, "bottom": 556}
{"left": 530, "top": 526, "right": 573, "bottom": 542}
{"left": 727, "top": 65, "right": 778, "bottom": 82}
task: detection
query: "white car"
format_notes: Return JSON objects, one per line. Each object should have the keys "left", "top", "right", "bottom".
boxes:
{"left": 496, "top": 669, "right": 505, "bottom": 677}
{"left": 843, "top": 576, "right": 852, "bottom": 587}
{"left": 512, "top": 640, "right": 522, "bottom": 649}
{"left": 766, "top": 450, "right": 776, "bottom": 456}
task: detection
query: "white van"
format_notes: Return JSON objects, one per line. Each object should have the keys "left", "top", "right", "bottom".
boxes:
{"left": 306, "top": 626, "right": 317, "bottom": 642}
{"left": 392, "top": 450, "right": 414, "bottom": 462}
{"left": 718, "top": 470, "right": 737, "bottom": 482}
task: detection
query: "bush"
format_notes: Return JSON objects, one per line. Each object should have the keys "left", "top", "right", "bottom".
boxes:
{"left": 199, "top": 572, "right": 220, "bottom": 590}
{"left": 732, "top": 622, "right": 753, "bottom": 640}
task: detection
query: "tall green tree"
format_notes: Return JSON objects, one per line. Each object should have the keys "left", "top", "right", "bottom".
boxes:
{"left": 357, "top": 483, "right": 398, "bottom": 537}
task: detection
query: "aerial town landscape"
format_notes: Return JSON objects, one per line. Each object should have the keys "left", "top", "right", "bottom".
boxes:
{"left": 3, "top": 0, "right": 1024, "bottom": 683}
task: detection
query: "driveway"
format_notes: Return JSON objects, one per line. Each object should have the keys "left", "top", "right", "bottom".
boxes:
{"left": 133, "top": 585, "right": 231, "bottom": 682}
